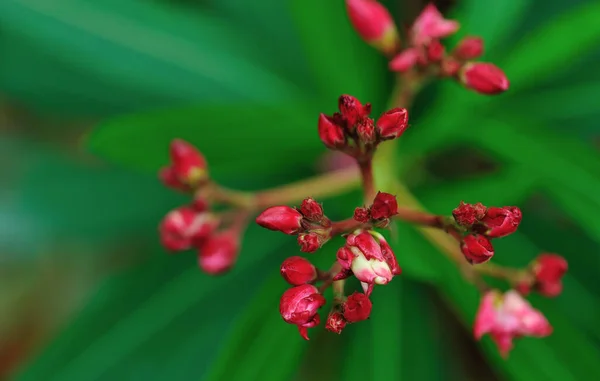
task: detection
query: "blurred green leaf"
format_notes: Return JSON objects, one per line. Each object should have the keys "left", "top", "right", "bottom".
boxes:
{"left": 370, "top": 281, "right": 402, "bottom": 380}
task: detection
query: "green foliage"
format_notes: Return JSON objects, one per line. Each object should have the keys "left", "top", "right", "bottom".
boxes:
{"left": 3, "top": 0, "right": 600, "bottom": 380}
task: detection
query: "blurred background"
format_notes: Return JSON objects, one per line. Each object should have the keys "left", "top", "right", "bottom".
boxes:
{"left": 1, "top": 0, "right": 599, "bottom": 380}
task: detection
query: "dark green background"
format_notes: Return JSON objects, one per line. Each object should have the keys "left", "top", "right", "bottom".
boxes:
{"left": 1, "top": 0, "right": 599, "bottom": 380}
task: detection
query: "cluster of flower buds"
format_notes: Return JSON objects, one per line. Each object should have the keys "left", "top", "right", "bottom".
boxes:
{"left": 474, "top": 290, "right": 553, "bottom": 357}
{"left": 261, "top": 192, "right": 402, "bottom": 339}
{"left": 354, "top": 191, "right": 399, "bottom": 227}
{"left": 516, "top": 253, "right": 568, "bottom": 298}
{"left": 256, "top": 198, "right": 332, "bottom": 253}
{"left": 318, "top": 94, "right": 409, "bottom": 161}
{"left": 279, "top": 256, "right": 374, "bottom": 339}
{"left": 451, "top": 202, "right": 522, "bottom": 264}
{"left": 158, "top": 139, "right": 241, "bottom": 274}
{"left": 346, "top": 0, "right": 509, "bottom": 95}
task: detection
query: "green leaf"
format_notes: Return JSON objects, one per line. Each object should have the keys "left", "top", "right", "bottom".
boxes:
{"left": 88, "top": 103, "right": 321, "bottom": 176}
{"left": 370, "top": 281, "right": 402, "bottom": 380}
{"left": 500, "top": 1, "right": 600, "bottom": 91}
{"left": 0, "top": 0, "right": 303, "bottom": 116}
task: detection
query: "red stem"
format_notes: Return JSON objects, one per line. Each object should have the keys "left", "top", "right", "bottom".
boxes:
{"left": 358, "top": 158, "right": 376, "bottom": 204}
{"left": 331, "top": 218, "right": 364, "bottom": 236}
{"left": 394, "top": 209, "right": 443, "bottom": 228}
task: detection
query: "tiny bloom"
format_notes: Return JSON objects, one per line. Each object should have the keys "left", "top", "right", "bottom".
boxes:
{"left": 159, "top": 166, "right": 190, "bottom": 192}
{"left": 480, "top": 206, "right": 522, "bottom": 238}
{"left": 256, "top": 206, "right": 303, "bottom": 235}
{"left": 325, "top": 311, "right": 348, "bottom": 334}
{"left": 389, "top": 48, "right": 420, "bottom": 72}
{"left": 191, "top": 195, "right": 209, "bottom": 212}
{"left": 198, "top": 231, "right": 239, "bottom": 274}
{"left": 298, "top": 232, "right": 322, "bottom": 253}
{"left": 281, "top": 256, "right": 317, "bottom": 285}
{"left": 356, "top": 118, "right": 376, "bottom": 144}
{"left": 452, "top": 201, "right": 487, "bottom": 226}
{"left": 461, "top": 234, "right": 494, "bottom": 264}
{"left": 300, "top": 197, "right": 324, "bottom": 222}
{"left": 532, "top": 254, "right": 568, "bottom": 297}
{"left": 159, "top": 207, "right": 218, "bottom": 251}
{"left": 353, "top": 207, "right": 371, "bottom": 223}
{"left": 460, "top": 62, "right": 509, "bottom": 95}
{"left": 427, "top": 39, "right": 445, "bottom": 62}
{"left": 169, "top": 139, "right": 208, "bottom": 187}
{"left": 318, "top": 113, "right": 346, "bottom": 149}
{"left": 338, "top": 94, "right": 371, "bottom": 126}
{"left": 474, "top": 290, "right": 552, "bottom": 357}
{"left": 454, "top": 36, "right": 484, "bottom": 60}
{"left": 345, "top": 0, "right": 400, "bottom": 55}
{"left": 337, "top": 230, "right": 400, "bottom": 294}
{"left": 411, "top": 3, "right": 460, "bottom": 46}
{"left": 370, "top": 192, "right": 399, "bottom": 219}
{"left": 280, "top": 284, "right": 326, "bottom": 340}
{"left": 343, "top": 292, "right": 373, "bottom": 322}
{"left": 375, "top": 108, "right": 409, "bottom": 140}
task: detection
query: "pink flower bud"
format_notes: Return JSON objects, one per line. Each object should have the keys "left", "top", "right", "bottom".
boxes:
{"left": 338, "top": 95, "right": 371, "bottom": 126}
{"left": 427, "top": 39, "right": 445, "bottom": 62}
{"left": 532, "top": 254, "right": 568, "bottom": 297}
{"left": 297, "top": 233, "right": 321, "bottom": 253}
{"left": 461, "top": 234, "right": 494, "bottom": 264}
{"left": 370, "top": 192, "right": 398, "bottom": 219}
{"left": 474, "top": 290, "right": 552, "bottom": 357}
{"left": 411, "top": 3, "right": 459, "bottom": 46}
{"left": 256, "top": 206, "right": 303, "bottom": 235}
{"left": 281, "top": 256, "right": 317, "bottom": 285}
{"left": 279, "top": 284, "right": 326, "bottom": 340}
{"left": 159, "top": 166, "right": 190, "bottom": 192}
{"left": 454, "top": 36, "right": 484, "bottom": 60}
{"left": 452, "top": 201, "right": 487, "bottom": 226}
{"left": 389, "top": 48, "right": 419, "bottom": 72}
{"left": 318, "top": 113, "right": 346, "bottom": 149}
{"left": 343, "top": 292, "right": 373, "bottom": 322}
{"left": 300, "top": 197, "right": 324, "bottom": 222}
{"left": 345, "top": 0, "right": 400, "bottom": 55}
{"left": 353, "top": 207, "right": 371, "bottom": 223}
{"left": 337, "top": 231, "right": 400, "bottom": 292}
{"left": 169, "top": 139, "right": 208, "bottom": 187}
{"left": 325, "top": 311, "right": 347, "bottom": 334}
{"left": 440, "top": 57, "right": 461, "bottom": 76}
{"left": 356, "top": 118, "right": 376, "bottom": 144}
{"left": 460, "top": 62, "right": 509, "bottom": 95}
{"left": 480, "top": 206, "right": 521, "bottom": 238}
{"left": 159, "top": 207, "right": 218, "bottom": 252}
{"left": 375, "top": 107, "right": 409, "bottom": 140}
{"left": 198, "top": 231, "right": 239, "bottom": 274}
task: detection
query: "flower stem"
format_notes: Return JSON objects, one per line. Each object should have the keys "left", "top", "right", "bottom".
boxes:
{"left": 393, "top": 208, "right": 443, "bottom": 228}
{"left": 331, "top": 218, "right": 363, "bottom": 236}
{"left": 319, "top": 262, "right": 343, "bottom": 294}
{"left": 358, "top": 158, "right": 376, "bottom": 204}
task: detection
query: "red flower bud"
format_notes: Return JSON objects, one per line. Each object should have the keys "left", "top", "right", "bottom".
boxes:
{"left": 159, "top": 207, "right": 218, "bottom": 252}
{"left": 461, "top": 234, "right": 494, "bottom": 264}
{"left": 427, "top": 39, "right": 445, "bottom": 62}
{"left": 411, "top": 3, "right": 459, "bottom": 46}
{"left": 452, "top": 201, "right": 487, "bottom": 226}
{"left": 279, "top": 284, "right": 326, "bottom": 340}
{"left": 375, "top": 108, "right": 409, "bottom": 140}
{"left": 338, "top": 94, "right": 370, "bottom": 126}
{"left": 370, "top": 192, "right": 398, "bottom": 219}
{"left": 345, "top": 0, "right": 400, "bottom": 55}
{"left": 169, "top": 139, "right": 208, "bottom": 187}
{"left": 159, "top": 166, "right": 190, "bottom": 192}
{"left": 353, "top": 207, "right": 371, "bottom": 223}
{"left": 532, "top": 253, "right": 568, "bottom": 297}
{"left": 342, "top": 292, "right": 372, "bottom": 322}
{"left": 300, "top": 197, "right": 324, "bottom": 222}
{"left": 256, "top": 206, "right": 303, "bottom": 235}
{"left": 325, "top": 311, "right": 347, "bottom": 334}
{"left": 318, "top": 113, "right": 346, "bottom": 149}
{"left": 281, "top": 256, "right": 317, "bottom": 285}
{"left": 454, "top": 36, "right": 484, "bottom": 60}
{"left": 440, "top": 57, "right": 461, "bottom": 76}
{"left": 297, "top": 232, "right": 321, "bottom": 253}
{"left": 356, "top": 118, "right": 376, "bottom": 144}
{"left": 191, "top": 195, "right": 210, "bottom": 212}
{"left": 389, "top": 48, "right": 419, "bottom": 72}
{"left": 460, "top": 62, "right": 509, "bottom": 95}
{"left": 480, "top": 206, "right": 521, "bottom": 238}
{"left": 197, "top": 231, "right": 239, "bottom": 274}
